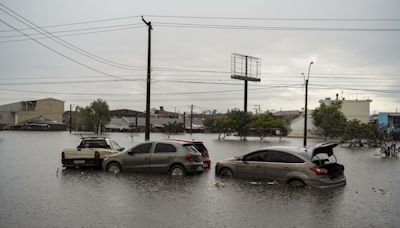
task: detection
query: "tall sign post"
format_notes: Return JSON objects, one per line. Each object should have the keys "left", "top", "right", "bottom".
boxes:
{"left": 231, "top": 53, "right": 261, "bottom": 112}
{"left": 142, "top": 16, "right": 152, "bottom": 141}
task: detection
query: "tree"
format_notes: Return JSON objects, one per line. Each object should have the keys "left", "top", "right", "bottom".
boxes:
{"left": 76, "top": 99, "right": 111, "bottom": 133}
{"left": 312, "top": 101, "right": 347, "bottom": 139}
{"left": 227, "top": 109, "right": 251, "bottom": 141}
{"left": 249, "top": 113, "right": 285, "bottom": 140}
{"left": 215, "top": 116, "right": 232, "bottom": 140}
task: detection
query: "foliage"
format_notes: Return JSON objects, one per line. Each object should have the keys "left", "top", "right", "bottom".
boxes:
{"left": 312, "top": 102, "right": 347, "bottom": 139}
{"left": 344, "top": 120, "right": 384, "bottom": 147}
{"left": 76, "top": 99, "right": 111, "bottom": 133}
{"left": 249, "top": 113, "right": 285, "bottom": 140}
{"left": 162, "top": 121, "right": 184, "bottom": 134}
{"left": 226, "top": 109, "right": 251, "bottom": 140}
{"left": 215, "top": 116, "right": 232, "bottom": 140}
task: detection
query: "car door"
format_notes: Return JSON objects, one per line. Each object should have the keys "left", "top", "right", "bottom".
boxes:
{"left": 264, "top": 150, "right": 305, "bottom": 182}
{"left": 150, "top": 143, "right": 177, "bottom": 173}
{"left": 235, "top": 151, "right": 268, "bottom": 180}
{"left": 123, "top": 142, "right": 152, "bottom": 172}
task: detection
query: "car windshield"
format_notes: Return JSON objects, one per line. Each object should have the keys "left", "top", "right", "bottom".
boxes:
{"left": 183, "top": 144, "right": 199, "bottom": 153}
{"left": 110, "top": 140, "right": 121, "bottom": 150}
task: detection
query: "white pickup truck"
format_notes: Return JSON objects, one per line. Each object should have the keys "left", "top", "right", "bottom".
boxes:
{"left": 61, "top": 137, "right": 124, "bottom": 168}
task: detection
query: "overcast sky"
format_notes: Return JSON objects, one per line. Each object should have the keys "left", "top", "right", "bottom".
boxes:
{"left": 0, "top": 0, "right": 399, "bottom": 114}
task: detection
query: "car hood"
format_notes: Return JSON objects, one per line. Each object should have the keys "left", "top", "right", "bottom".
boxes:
{"left": 220, "top": 156, "right": 242, "bottom": 163}
{"left": 312, "top": 143, "right": 338, "bottom": 157}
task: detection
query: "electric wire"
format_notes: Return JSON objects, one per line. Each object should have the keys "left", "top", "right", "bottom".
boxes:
{"left": 0, "top": 4, "right": 145, "bottom": 70}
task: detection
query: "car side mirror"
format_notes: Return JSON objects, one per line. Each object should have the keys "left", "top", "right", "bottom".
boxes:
{"left": 127, "top": 150, "right": 135, "bottom": 155}
{"left": 119, "top": 147, "right": 125, "bottom": 151}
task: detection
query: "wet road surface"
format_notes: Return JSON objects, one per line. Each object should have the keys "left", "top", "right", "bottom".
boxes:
{"left": 0, "top": 132, "right": 399, "bottom": 227}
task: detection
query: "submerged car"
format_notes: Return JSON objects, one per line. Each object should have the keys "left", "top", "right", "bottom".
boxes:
{"left": 102, "top": 140, "right": 204, "bottom": 176}
{"left": 62, "top": 137, "right": 124, "bottom": 168}
{"left": 166, "top": 139, "right": 211, "bottom": 168}
{"left": 215, "top": 143, "right": 346, "bottom": 188}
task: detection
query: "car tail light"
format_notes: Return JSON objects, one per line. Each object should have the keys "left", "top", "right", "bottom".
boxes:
{"left": 185, "top": 154, "right": 193, "bottom": 161}
{"left": 309, "top": 167, "right": 328, "bottom": 175}
{"left": 94, "top": 151, "right": 100, "bottom": 158}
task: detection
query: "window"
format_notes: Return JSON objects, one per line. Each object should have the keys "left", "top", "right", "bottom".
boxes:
{"left": 110, "top": 140, "right": 121, "bottom": 150}
{"left": 79, "top": 140, "right": 109, "bottom": 149}
{"left": 265, "top": 151, "right": 305, "bottom": 163}
{"left": 154, "top": 143, "right": 176, "bottom": 153}
{"left": 183, "top": 144, "right": 199, "bottom": 153}
{"left": 131, "top": 143, "right": 152, "bottom": 154}
{"left": 245, "top": 151, "right": 267, "bottom": 162}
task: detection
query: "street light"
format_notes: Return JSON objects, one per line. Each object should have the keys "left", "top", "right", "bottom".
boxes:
{"left": 303, "top": 61, "right": 314, "bottom": 147}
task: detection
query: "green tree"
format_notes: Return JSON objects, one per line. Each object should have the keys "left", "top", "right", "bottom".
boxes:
{"left": 249, "top": 113, "right": 285, "bottom": 140}
{"left": 312, "top": 102, "right": 347, "bottom": 139}
{"left": 227, "top": 109, "right": 251, "bottom": 141}
{"left": 215, "top": 116, "right": 232, "bottom": 140}
{"left": 76, "top": 99, "right": 111, "bottom": 133}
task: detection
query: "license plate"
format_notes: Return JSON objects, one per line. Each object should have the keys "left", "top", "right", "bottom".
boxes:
{"left": 196, "top": 166, "right": 204, "bottom": 171}
{"left": 74, "top": 160, "right": 85, "bottom": 164}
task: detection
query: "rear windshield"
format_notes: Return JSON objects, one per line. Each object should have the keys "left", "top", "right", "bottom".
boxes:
{"left": 183, "top": 144, "right": 199, "bottom": 153}
{"left": 78, "top": 140, "right": 109, "bottom": 149}
{"left": 193, "top": 143, "right": 207, "bottom": 153}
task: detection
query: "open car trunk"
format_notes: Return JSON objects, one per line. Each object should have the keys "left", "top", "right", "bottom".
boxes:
{"left": 311, "top": 143, "right": 345, "bottom": 178}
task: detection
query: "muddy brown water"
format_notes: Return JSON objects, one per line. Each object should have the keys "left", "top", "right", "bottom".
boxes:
{"left": 0, "top": 132, "right": 399, "bottom": 227}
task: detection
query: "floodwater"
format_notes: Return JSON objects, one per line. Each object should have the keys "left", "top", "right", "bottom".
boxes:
{"left": 0, "top": 132, "right": 399, "bottom": 228}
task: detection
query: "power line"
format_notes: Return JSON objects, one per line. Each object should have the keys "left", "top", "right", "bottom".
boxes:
{"left": 0, "top": 6, "right": 125, "bottom": 80}
{"left": 154, "top": 22, "right": 400, "bottom": 32}
{"left": 143, "top": 15, "right": 400, "bottom": 22}
{"left": 0, "top": 15, "right": 142, "bottom": 33}
{"left": 0, "top": 4, "right": 144, "bottom": 70}
{"left": 0, "top": 24, "right": 145, "bottom": 44}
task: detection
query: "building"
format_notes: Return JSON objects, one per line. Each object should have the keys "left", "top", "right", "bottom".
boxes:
{"left": 320, "top": 97, "right": 372, "bottom": 123}
{"left": 287, "top": 112, "right": 318, "bottom": 137}
{"left": 377, "top": 112, "right": 400, "bottom": 134}
{"left": 0, "top": 98, "right": 64, "bottom": 129}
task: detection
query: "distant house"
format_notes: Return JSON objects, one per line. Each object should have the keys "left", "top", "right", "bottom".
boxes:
{"left": 320, "top": 97, "right": 372, "bottom": 123}
{"left": 377, "top": 112, "right": 400, "bottom": 135}
{"left": 288, "top": 112, "right": 318, "bottom": 137}
{"left": 0, "top": 98, "right": 64, "bottom": 129}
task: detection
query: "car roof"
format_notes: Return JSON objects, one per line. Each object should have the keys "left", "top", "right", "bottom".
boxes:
{"left": 81, "top": 136, "right": 109, "bottom": 140}
{"left": 164, "top": 138, "right": 203, "bottom": 143}
{"left": 254, "top": 146, "right": 310, "bottom": 159}
{"left": 142, "top": 140, "right": 195, "bottom": 145}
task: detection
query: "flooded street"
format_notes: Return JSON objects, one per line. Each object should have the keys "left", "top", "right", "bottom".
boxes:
{"left": 0, "top": 132, "right": 399, "bottom": 227}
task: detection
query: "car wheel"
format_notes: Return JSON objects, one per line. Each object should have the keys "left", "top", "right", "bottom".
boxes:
{"left": 219, "top": 167, "right": 234, "bottom": 178}
{"left": 107, "top": 162, "right": 122, "bottom": 174}
{"left": 288, "top": 179, "right": 305, "bottom": 188}
{"left": 169, "top": 165, "right": 186, "bottom": 176}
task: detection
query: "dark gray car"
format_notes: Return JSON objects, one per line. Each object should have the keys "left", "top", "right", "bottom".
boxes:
{"left": 102, "top": 140, "right": 204, "bottom": 176}
{"left": 215, "top": 143, "right": 346, "bottom": 188}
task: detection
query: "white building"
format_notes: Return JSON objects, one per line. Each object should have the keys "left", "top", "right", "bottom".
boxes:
{"left": 320, "top": 97, "right": 371, "bottom": 123}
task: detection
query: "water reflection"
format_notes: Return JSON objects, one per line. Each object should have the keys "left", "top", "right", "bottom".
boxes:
{"left": 1, "top": 132, "right": 399, "bottom": 227}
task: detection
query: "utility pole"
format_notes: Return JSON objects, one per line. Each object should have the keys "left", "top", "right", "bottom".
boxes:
{"left": 303, "top": 61, "right": 314, "bottom": 147}
{"left": 183, "top": 112, "right": 186, "bottom": 133}
{"left": 69, "top": 104, "right": 72, "bottom": 133}
{"left": 244, "top": 56, "right": 248, "bottom": 112}
{"left": 190, "top": 105, "right": 193, "bottom": 134}
{"left": 142, "top": 16, "right": 152, "bottom": 141}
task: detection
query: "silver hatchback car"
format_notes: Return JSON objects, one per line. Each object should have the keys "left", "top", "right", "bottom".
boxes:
{"left": 215, "top": 143, "right": 346, "bottom": 188}
{"left": 102, "top": 140, "right": 204, "bottom": 176}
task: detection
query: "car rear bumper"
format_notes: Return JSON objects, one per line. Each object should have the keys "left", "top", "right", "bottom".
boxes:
{"left": 184, "top": 163, "right": 204, "bottom": 174}
{"left": 307, "top": 176, "right": 347, "bottom": 188}
{"left": 62, "top": 158, "right": 102, "bottom": 167}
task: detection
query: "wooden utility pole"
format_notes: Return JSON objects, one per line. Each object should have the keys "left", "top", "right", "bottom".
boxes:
{"left": 142, "top": 16, "right": 152, "bottom": 141}
{"left": 190, "top": 105, "right": 193, "bottom": 134}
